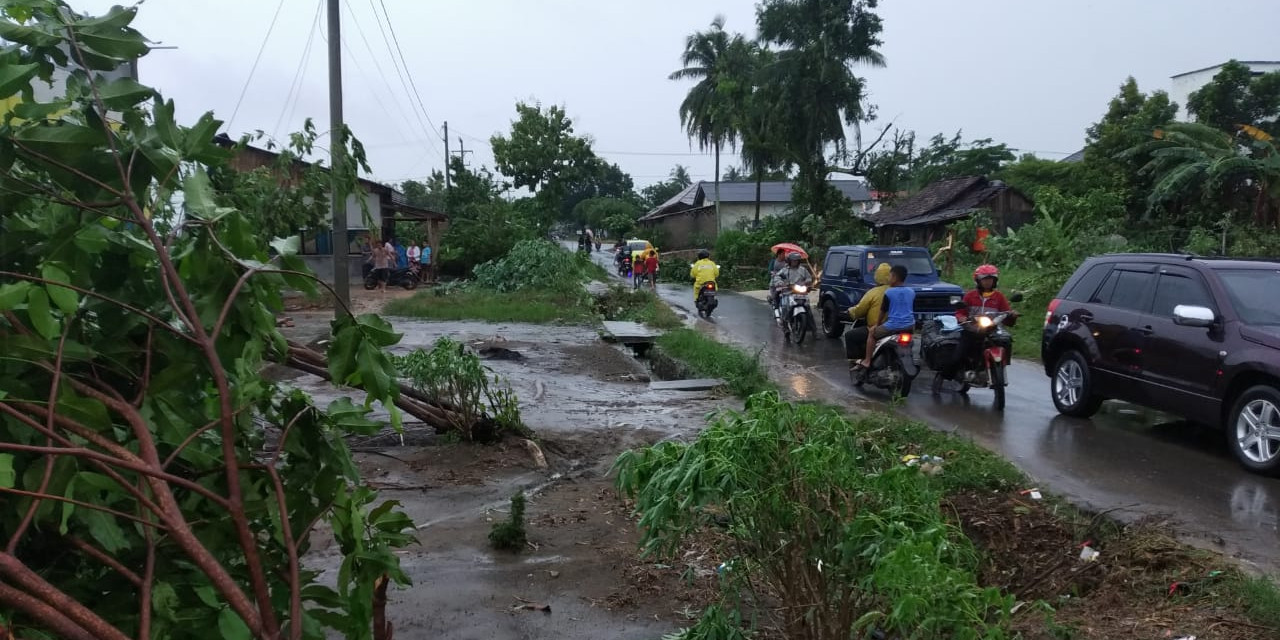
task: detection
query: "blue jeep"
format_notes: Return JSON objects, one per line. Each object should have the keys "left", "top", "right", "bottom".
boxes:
{"left": 818, "top": 245, "right": 965, "bottom": 338}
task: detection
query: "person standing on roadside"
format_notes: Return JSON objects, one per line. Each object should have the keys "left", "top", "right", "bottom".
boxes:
{"left": 644, "top": 250, "right": 659, "bottom": 292}
{"left": 371, "top": 239, "right": 392, "bottom": 293}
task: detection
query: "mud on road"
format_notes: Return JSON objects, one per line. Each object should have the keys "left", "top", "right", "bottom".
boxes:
{"left": 277, "top": 313, "right": 738, "bottom": 639}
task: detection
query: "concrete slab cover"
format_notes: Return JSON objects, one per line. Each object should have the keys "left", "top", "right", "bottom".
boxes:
{"left": 600, "top": 321, "right": 663, "bottom": 343}
{"left": 648, "top": 379, "right": 727, "bottom": 391}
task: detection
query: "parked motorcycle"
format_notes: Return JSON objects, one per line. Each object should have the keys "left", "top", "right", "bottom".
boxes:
{"left": 363, "top": 265, "right": 420, "bottom": 291}
{"left": 695, "top": 281, "right": 718, "bottom": 319}
{"left": 850, "top": 322, "right": 919, "bottom": 397}
{"left": 774, "top": 283, "right": 816, "bottom": 344}
{"left": 922, "top": 293, "right": 1023, "bottom": 410}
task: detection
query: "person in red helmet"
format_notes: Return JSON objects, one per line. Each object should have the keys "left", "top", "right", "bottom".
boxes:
{"left": 938, "top": 264, "right": 1019, "bottom": 380}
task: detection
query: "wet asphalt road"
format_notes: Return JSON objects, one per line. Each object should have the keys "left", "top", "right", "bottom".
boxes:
{"left": 588, "top": 248, "right": 1280, "bottom": 574}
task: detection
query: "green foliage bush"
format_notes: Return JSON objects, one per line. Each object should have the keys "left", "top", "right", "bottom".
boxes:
{"left": 395, "top": 338, "right": 525, "bottom": 441}
{"left": 488, "top": 492, "right": 528, "bottom": 551}
{"left": 615, "top": 393, "right": 1013, "bottom": 639}
{"left": 471, "top": 239, "right": 597, "bottom": 293}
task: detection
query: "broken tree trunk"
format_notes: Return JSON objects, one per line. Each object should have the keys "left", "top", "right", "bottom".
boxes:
{"left": 281, "top": 341, "right": 500, "bottom": 442}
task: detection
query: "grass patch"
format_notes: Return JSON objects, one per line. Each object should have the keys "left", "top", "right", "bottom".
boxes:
{"left": 383, "top": 289, "right": 593, "bottom": 324}
{"left": 1228, "top": 573, "right": 1280, "bottom": 630}
{"left": 655, "top": 329, "right": 773, "bottom": 398}
{"left": 595, "top": 286, "right": 683, "bottom": 330}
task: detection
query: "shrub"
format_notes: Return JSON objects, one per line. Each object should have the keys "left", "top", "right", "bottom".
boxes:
{"left": 615, "top": 393, "right": 1013, "bottom": 639}
{"left": 471, "top": 239, "right": 593, "bottom": 293}
{"left": 489, "top": 491, "right": 529, "bottom": 551}
{"left": 395, "top": 338, "right": 525, "bottom": 441}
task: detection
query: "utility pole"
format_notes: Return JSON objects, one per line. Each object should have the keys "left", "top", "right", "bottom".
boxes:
{"left": 327, "top": 0, "right": 348, "bottom": 319}
{"left": 456, "top": 136, "right": 473, "bottom": 168}
{"left": 442, "top": 121, "right": 451, "bottom": 206}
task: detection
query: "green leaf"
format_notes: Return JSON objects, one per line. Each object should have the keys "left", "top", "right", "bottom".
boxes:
{"left": 0, "top": 282, "right": 31, "bottom": 310}
{"left": 59, "top": 475, "right": 77, "bottom": 535}
{"left": 0, "top": 62, "right": 38, "bottom": 99}
{"left": 269, "top": 235, "right": 300, "bottom": 257}
{"left": 217, "top": 607, "right": 252, "bottom": 640}
{"left": 182, "top": 170, "right": 216, "bottom": 219}
{"left": 77, "top": 31, "right": 150, "bottom": 60}
{"left": 194, "top": 585, "right": 220, "bottom": 609}
{"left": 13, "top": 124, "right": 104, "bottom": 148}
{"left": 151, "top": 582, "right": 179, "bottom": 622}
{"left": 25, "top": 286, "right": 59, "bottom": 340}
{"left": 0, "top": 21, "right": 60, "bottom": 47}
{"left": 96, "top": 76, "right": 153, "bottom": 110}
{"left": 0, "top": 454, "right": 15, "bottom": 489}
{"left": 153, "top": 97, "right": 180, "bottom": 148}
{"left": 78, "top": 508, "right": 129, "bottom": 553}
{"left": 72, "top": 224, "right": 111, "bottom": 253}
{"left": 41, "top": 263, "right": 78, "bottom": 314}
{"left": 355, "top": 340, "right": 393, "bottom": 401}
{"left": 75, "top": 5, "right": 139, "bottom": 30}
{"left": 355, "top": 313, "right": 402, "bottom": 347}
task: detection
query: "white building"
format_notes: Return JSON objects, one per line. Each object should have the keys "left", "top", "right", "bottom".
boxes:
{"left": 1170, "top": 60, "right": 1280, "bottom": 121}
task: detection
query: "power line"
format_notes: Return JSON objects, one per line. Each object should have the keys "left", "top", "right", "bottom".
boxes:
{"left": 372, "top": 0, "right": 442, "bottom": 136}
{"left": 228, "top": 0, "right": 287, "bottom": 132}
{"left": 341, "top": 0, "right": 441, "bottom": 158}
{"left": 364, "top": 0, "right": 441, "bottom": 145}
{"left": 273, "top": 0, "right": 324, "bottom": 138}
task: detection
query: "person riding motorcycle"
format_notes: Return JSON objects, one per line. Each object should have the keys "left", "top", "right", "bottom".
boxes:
{"left": 770, "top": 252, "right": 813, "bottom": 312}
{"left": 843, "top": 263, "right": 892, "bottom": 361}
{"left": 938, "top": 264, "right": 1019, "bottom": 380}
{"left": 689, "top": 249, "right": 720, "bottom": 301}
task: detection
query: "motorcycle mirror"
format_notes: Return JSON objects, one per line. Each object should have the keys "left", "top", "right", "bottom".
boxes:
{"left": 952, "top": 299, "right": 967, "bottom": 310}
{"left": 1009, "top": 292, "right": 1025, "bottom": 303}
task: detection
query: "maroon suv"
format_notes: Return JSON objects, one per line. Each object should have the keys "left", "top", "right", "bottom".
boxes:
{"left": 1041, "top": 254, "right": 1280, "bottom": 474}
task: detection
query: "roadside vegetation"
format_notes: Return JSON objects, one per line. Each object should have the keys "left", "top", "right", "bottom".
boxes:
{"left": 638, "top": 333, "right": 1280, "bottom": 639}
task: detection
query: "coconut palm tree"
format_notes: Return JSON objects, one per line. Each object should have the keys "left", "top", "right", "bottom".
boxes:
{"left": 670, "top": 16, "right": 753, "bottom": 229}
{"left": 737, "top": 48, "right": 792, "bottom": 228}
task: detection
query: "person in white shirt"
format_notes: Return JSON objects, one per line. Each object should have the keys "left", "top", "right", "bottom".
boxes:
{"left": 407, "top": 242, "right": 421, "bottom": 267}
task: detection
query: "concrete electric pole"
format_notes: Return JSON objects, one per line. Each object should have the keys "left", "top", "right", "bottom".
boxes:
{"left": 327, "top": 0, "right": 349, "bottom": 318}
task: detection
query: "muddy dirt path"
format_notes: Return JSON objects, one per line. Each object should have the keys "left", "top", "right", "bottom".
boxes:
{"left": 276, "top": 311, "right": 737, "bottom": 639}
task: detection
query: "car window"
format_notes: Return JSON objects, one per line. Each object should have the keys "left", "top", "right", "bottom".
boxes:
{"left": 823, "top": 253, "right": 846, "bottom": 278}
{"left": 1064, "top": 264, "right": 1111, "bottom": 302}
{"left": 1092, "top": 269, "right": 1155, "bottom": 311}
{"left": 1217, "top": 269, "right": 1280, "bottom": 326}
{"left": 866, "top": 251, "right": 935, "bottom": 276}
{"left": 844, "top": 253, "right": 862, "bottom": 276}
{"left": 1151, "top": 273, "right": 1214, "bottom": 318}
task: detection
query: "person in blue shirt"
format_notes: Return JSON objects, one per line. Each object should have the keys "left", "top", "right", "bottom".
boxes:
{"left": 394, "top": 239, "right": 409, "bottom": 269}
{"left": 854, "top": 264, "right": 915, "bottom": 370}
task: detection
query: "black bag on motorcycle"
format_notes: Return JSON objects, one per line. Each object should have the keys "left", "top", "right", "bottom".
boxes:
{"left": 920, "top": 320, "right": 961, "bottom": 371}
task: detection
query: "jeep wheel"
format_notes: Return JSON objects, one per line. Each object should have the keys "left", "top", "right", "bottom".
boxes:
{"left": 1229, "top": 385, "right": 1280, "bottom": 475}
{"left": 1051, "top": 351, "right": 1102, "bottom": 418}
{"left": 821, "top": 300, "right": 845, "bottom": 338}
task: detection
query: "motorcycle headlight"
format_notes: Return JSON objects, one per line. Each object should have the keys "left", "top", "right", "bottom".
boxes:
{"left": 976, "top": 316, "right": 994, "bottom": 329}
{"left": 792, "top": 285, "right": 809, "bottom": 294}
{"left": 949, "top": 295, "right": 962, "bottom": 305}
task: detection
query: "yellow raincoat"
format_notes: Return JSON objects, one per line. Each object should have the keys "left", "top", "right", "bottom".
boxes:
{"left": 848, "top": 263, "right": 892, "bottom": 326}
{"left": 690, "top": 258, "right": 721, "bottom": 300}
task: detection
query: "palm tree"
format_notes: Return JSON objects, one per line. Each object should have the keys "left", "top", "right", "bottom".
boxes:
{"left": 670, "top": 16, "right": 752, "bottom": 231}
{"left": 1132, "top": 122, "right": 1280, "bottom": 227}
{"left": 737, "top": 49, "right": 791, "bottom": 228}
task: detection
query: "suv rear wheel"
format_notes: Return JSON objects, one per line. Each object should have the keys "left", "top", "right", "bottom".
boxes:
{"left": 1228, "top": 385, "right": 1280, "bottom": 475}
{"left": 821, "top": 300, "right": 845, "bottom": 338}
{"left": 1051, "top": 350, "right": 1103, "bottom": 418}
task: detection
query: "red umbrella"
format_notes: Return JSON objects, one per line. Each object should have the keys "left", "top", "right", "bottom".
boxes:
{"left": 770, "top": 243, "right": 809, "bottom": 260}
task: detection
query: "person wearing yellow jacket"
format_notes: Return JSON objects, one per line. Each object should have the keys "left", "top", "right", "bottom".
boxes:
{"left": 843, "top": 262, "right": 892, "bottom": 361}
{"left": 689, "top": 249, "right": 720, "bottom": 300}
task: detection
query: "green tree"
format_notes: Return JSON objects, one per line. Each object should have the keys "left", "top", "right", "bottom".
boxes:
{"left": 0, "top": 3, "right": 414, "bottom": 638}
{"left": 1081, "top": 77, "right": 1178, "bottom": 220}
{"left": 490, "top": 102, "right": 595, "bottom": 226}
{"left": 572, "top": 197, "right": 643, "bottom": 236}
{"left": 400, "top": 174, "right": 445, "bottom": 211}
{"left": 639, "top": 165, "right": 694, "bottom": 208}
{"left": 911, "top": 132, "right": 1015, "bottom": 188}
{"left": 670, "top": 16, "right": 754, "bottom": 222}
{"left": 755, "top": 0, "right": 885, "bottom": 224}
{"left": 1187, "top": 60, "right": 1280, "bottom": 137}
{"left": 737, "top": 47, "right": 794, "bottom": 228}
{"left": 996, "top": 154, "right": 1089, "bottom": 198}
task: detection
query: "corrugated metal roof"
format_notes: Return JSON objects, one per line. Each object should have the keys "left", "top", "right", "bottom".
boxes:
{"left": 639, "top": 179, "right": 872, "bottom": 221}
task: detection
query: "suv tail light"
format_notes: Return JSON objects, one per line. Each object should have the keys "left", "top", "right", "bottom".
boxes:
{"left": 1045, "top": 299, "right": 1061, "bottom": 328}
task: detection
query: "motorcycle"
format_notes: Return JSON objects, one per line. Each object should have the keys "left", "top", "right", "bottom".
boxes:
{"left": 923, "top": 294, "right": 1023, "bottom": 410}
{"left": 850, "top": 322, "right": 919, "bottom": 397}
{"left": 617, "top": 254, "right": 632, "bottom": 278}
{"left": 363, "top": 265, "right": 420, "bottom": 291}
{"left": 695, "top": 281, "right": 718, "bottom": 319}
{"left": 774, "top": 283, "right": 815, "bottom": 344}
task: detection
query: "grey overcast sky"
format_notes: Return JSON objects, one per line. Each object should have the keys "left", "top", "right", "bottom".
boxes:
{"left": 74, "top": 0, "right": 1280, "bottom": 189}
